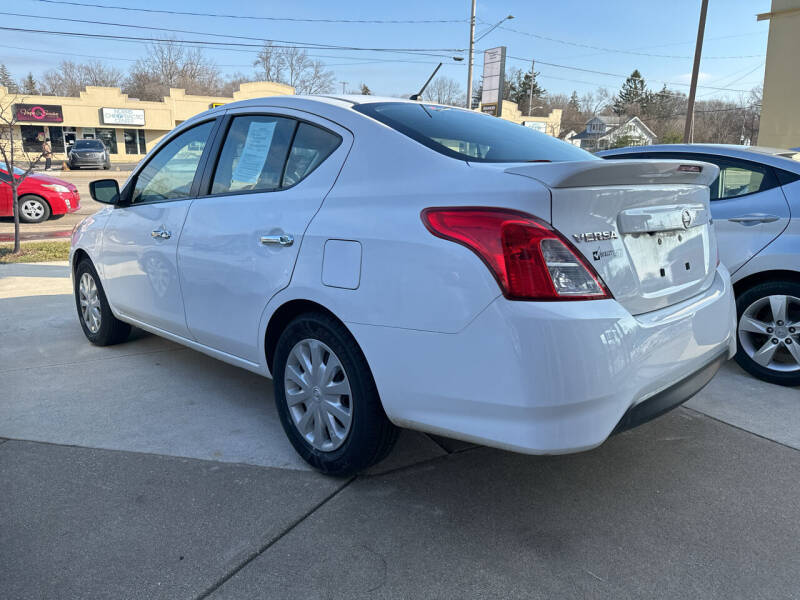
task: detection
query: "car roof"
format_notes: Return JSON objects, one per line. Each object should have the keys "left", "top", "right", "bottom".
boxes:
{"left": 598, "top": 143, "right": 800, "bottom": 172}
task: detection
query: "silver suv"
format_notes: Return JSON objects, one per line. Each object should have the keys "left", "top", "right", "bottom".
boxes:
{"left": 599, "top": 144, "right": 800, "bottom": 387}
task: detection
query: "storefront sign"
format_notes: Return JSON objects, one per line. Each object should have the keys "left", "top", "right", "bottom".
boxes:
{"left": 101, "top": 107, "right": 146, "bottom": 126}
{"left": 481, "top": 47, "right": 506, "bottom": 117}
{"left": 14, "top": 104, "right": 64, "bottom": 123}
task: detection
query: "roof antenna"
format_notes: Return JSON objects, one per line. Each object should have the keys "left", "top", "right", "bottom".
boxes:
{"left": 409, "top": 63, "right": 442, "bottom": 101}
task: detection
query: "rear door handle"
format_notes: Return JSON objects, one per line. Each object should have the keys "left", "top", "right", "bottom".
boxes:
{"left": 728, "top": 214, "right": 780, "bottom": 225}
{"left": 151, "top": 228, "right": 172, "bottom": 240}
{"left": 260, "top": 234, "right": 294, "bottom": 247}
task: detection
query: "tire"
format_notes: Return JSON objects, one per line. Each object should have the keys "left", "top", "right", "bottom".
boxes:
{"left": 273, "top": 312, "right": 399, "bottom": 476}
{"left": 734, "top": 280, "right": 800, "bottom": 387}
{"left": 74, "top": 259, "right": 131, "bottom": 346}
{"left": 19, "top": 195, "right": 51, "bottom": 223}
{"left": 50, "top": 213, "right": 65, "bottom": 220}
{"left": 103, "top": 163, "right": 110, "bottom": 170}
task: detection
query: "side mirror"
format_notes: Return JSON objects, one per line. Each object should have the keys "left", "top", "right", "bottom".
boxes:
{"left": 89, "top": 179, "right": 120, "bottom": 205}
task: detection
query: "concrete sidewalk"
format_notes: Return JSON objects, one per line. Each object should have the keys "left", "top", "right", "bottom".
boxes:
{"left": 2, "top": 261, "right": 799, "bottom": 599}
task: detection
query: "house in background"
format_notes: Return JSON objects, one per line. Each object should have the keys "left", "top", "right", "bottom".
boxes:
{"left": 571, "top": 115, "right": 656, "bottom": 152}
{"left": 559, "top": 130, "right": 580, "bottom": 146}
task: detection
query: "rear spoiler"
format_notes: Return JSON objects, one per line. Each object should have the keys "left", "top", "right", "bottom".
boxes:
{"left": 505, "top": 159, "right": 719, "bottom": 188}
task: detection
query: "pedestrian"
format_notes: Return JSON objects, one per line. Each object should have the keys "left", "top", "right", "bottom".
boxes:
{"left": 42, "top": 137, "right": 52, "bottom": 170}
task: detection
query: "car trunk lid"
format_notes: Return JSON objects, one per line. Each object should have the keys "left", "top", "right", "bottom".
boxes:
{"left": 506, "top": 159, "right": 720, "bottom": 315}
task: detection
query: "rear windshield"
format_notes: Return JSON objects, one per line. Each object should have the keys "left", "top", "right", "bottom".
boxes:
{"left": 353, "top": 102, "right": 596, "bottom": 163}
{"left": 74, "top": 140, "right": 104, "bottom": 149}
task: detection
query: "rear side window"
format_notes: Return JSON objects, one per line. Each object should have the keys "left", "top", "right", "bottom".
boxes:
{"left": 354, "top": 102, "right": 595, "bottom": 163}
{"left": 715, "top": 161, "right": 775, "bottom": 200}
{"left": 282, "top": 123, "right": 341, "bottom": 188}
{"left": 211, "top": 115, "right": 296, "bottom": 194}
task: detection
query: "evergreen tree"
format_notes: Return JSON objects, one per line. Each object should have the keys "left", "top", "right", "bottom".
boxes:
{"left": 20, "top": 72, "right": 38, "bottom": 95}
{"left": 503, "top": 68, "right": 546, "bottom": 113}
{"left": 0, "top": 63, "right": 18, "bottom": 92}
{"left": 568, "top": 91, "right": 580, "bottom": 111}
{"left": 359, "top": 83, "right": 372, "bottom": 95}
{"left": 613, "top": 69, "right": 648, "bottom": 116}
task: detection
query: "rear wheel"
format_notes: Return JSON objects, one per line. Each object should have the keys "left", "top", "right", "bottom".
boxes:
{"left": 273, "top": 312, "right": 398, "bottom": 476}
{"left": 74, "top": 259, "right": 131, "bottom": 346}
{"left": 735, "top": 280, "right": 800, "bottom": 387}
{"left": 19, "top": 195, "right": 51, "bottom": 223}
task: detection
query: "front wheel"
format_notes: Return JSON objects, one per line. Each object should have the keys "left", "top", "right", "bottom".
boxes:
{"left": 19, "top": 195, "right": 51, "bottom": 223}
{"left": 735, "top": 280, "right": 800, "bottom": 387}
{"left": 273, "top": 312, "right": 399, "bottom": 476}
{"left": 74, "top": 259, "right": 131, "bottom": 346}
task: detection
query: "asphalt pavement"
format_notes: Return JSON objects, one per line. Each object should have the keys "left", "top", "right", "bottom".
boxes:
{"left": 1, "top": 261, "right": 799, "bottom": 599}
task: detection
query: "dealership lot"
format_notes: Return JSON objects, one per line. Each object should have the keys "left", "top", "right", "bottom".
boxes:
{"left": 1, "top": 261, "right": 799, "bottom": 599}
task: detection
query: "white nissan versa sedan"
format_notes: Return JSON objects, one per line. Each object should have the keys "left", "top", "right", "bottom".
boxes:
{"left": 71, "top": 96, "right": 736, "bottom": 475}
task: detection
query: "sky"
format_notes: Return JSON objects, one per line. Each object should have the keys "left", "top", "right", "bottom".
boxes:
{"left": 0, "top": 0, "right": 771, "bottom": 102}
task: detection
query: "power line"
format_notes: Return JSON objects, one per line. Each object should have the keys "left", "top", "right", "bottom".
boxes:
{"left": 489, "top": 22, "right": 765, "bottom": 60}
{"left": 28, "top": 0, "right": 465, "bottom": 24}
{"left": 504, "top": 55, "right": 756, "bottom": 93}
{"left": 0, "top": 25, "right": 464, "bottom": 58}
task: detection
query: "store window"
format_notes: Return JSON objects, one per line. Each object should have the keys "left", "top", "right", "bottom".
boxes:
{"left": 49, "top": 126, "right": 65, "bottom": 154}
{"left": 96, "top": 128, "right": 118, "bottom": 154}
{"left": 123, "top": 129, "right": 147, "bottom": 155}
{"left": 20, "top": 125, "right": 45, "bottom": 153}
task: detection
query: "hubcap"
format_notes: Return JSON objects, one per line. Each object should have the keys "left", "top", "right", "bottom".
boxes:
{"left": 738, "top": 294, "right": 800, "bottom": 372}
{"left": 78, "top": 272, "right": 102, "bottom": 333}
{"left": 21, "top": 199, "right": 45, "bottom": 219}
{"left": 284, "top": 338, "right": 353, "bottom": 452}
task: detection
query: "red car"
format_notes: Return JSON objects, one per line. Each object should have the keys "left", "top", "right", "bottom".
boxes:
{"left": 0, "top": 163, "right": 80, "bottom": 223}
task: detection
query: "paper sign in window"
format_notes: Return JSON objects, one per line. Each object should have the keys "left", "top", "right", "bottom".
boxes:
{"left": 231, "top": 120, "right": 276, "bottom": 187}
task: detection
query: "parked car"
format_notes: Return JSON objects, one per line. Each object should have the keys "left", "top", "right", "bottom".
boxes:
{"left": 599, "top": 144, "right": 800, "bottom": 386}
{"left": 68, "top": 139, "right": 111, "bottom": 170}
{"left": 0, "top": 162, "right": 80, "bottom": 223}
{"left": 71, "top": 97, "right": 736, "bottom": 475}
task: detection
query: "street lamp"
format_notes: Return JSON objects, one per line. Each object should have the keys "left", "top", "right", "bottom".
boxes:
{"left": 467, "top": 10, "right": 514, "bottom": 110}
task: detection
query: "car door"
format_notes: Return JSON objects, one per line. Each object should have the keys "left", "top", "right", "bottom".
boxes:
{"left": 100, "top": 118, "right": 220, "bottom": 337}
{"left": 177, "top": 108, "right": 352, "bottom": 362}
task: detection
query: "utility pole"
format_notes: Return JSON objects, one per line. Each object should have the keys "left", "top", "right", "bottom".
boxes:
{"left": 528, "top": 59, "right": 535, "bottom": 116}
{"left": 466, "top": 0, "right": 476, "bottom": 109}
{"left": 340, "top": 81, "right": 347, "bottom": 94}
{"left": 683, "top": 0, "right": 709, "bottom": 143}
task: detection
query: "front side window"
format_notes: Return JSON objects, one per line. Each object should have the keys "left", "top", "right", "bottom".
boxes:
{"left": 282, "top": 123, "right": 341, "bottom": 187}
{"left": 131, "top": 120, "right": 214, "bottom": 204}
{"left": 354, "top": 102, "right": 595, "bottom": 163}
{"left": 211, "top": 115, "right": 295, "bottom": 194}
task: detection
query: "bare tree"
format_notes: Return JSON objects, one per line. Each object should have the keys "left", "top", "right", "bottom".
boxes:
{"left": 41, "top": 61, "right": 124, "bottom": 97}
{"left": 254, "top": 43, "right": 335, "bottom": 94}
{"left": 124, "top": 41, "right": 223, "bottom": 101}
{"left": 0, "top": 95, "right": 44, "bottom": 254}
{"left": 422, "top": 76, "right": 465, "bottom": 106}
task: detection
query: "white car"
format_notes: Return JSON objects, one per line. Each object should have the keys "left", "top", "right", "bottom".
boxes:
{"left": 72, "top": 96, "right": 736, "bottom": 475}
{"left": 599, "top": 145, "right": 800, "bottom": 387}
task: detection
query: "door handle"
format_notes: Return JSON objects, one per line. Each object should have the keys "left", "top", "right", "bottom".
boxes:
{"left": 260, "top": 234, "right": 294, "bottom": 247}
{"left": 151, "top": 228, "right": 172, "bottom": 240}
{"left": 728, "top": 214, "right": 780, "bottom": 225}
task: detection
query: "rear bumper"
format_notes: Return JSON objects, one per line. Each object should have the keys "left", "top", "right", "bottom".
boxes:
{"left": 349, "top": 264, "right": 736, "bottom": 454}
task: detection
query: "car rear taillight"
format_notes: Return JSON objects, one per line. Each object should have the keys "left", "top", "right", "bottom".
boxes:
{"left": 421, "top": 207, "right": 611, "bottom": 301}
